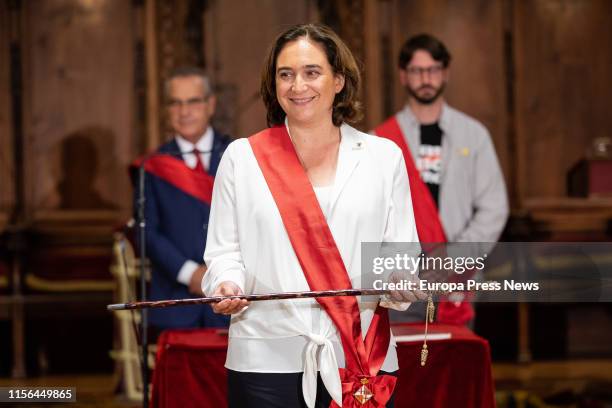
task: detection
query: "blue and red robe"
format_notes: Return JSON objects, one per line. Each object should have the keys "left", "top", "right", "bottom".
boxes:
{"left": 131, "top": 131, "right": 231, "bottom": 329}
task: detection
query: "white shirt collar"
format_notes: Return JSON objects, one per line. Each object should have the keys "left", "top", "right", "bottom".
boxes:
{"left": 175, "top": 126, "right": 214, "bottom": 154}
{"left": 174, "top": 126, "right": 214, "bottom": 169}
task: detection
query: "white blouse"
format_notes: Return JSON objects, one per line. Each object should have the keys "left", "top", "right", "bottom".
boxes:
{"left": 202, "top": 123, "right": 419, "bottom": 407}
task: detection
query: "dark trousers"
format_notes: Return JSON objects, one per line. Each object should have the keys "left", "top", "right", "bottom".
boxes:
{"left": 228, "top": 370, "right": 397, "bottom": 408}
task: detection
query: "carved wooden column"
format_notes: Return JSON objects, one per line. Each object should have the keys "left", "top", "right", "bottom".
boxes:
{"left": 319, "top": 0, "right": 367, "bottom": 129}
{"left": 1, "top": 0, "right": 26, "bottom": 379}
{"left": 0, "top": 0, "right": 15, "bottom": 220}
{"left": 144, "top": 0, "right": 206, "bottom": 149}
{"left": 364, "top": 1, "right": 381, "bottom": 127}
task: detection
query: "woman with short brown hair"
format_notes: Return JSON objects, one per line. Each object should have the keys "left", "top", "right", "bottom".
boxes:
{"left": 203, "top": 23, "right": 422, "bottom": 407}
{"left": 260, "top": 23, "right": 362, "bottom": 127}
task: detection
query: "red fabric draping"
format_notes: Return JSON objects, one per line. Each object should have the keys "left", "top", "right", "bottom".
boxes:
{"left": 151, "top": 324, "right": 496, "bottom": 408}
{"left": 131, "top": 155, "right": 214, "bottom": 205}
{"left": 152, "top": 329, "right": 228, "bottom": 408}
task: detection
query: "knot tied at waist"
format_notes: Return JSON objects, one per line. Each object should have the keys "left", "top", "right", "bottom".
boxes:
{"left": 302, "top": 333, "right": 342, "bottom": 408}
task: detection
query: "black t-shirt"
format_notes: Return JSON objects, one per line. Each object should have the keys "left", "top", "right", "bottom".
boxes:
{"left": 417, "top": 123, "right": 443, "bottom": 208}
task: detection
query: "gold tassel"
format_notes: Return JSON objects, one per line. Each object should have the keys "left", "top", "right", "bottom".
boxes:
{"left": 420, "top": 343, "right": 428, "bottom": 366}
{"left": 421, "top": 293, "right": 434, "bottom": 366}
{"left": 427, "top": 294, "right": 435, "bottom": 323}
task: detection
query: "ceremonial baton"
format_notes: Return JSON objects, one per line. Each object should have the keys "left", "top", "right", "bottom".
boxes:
{"left": 108, "top": 288, "right": 390, "bottom": 311}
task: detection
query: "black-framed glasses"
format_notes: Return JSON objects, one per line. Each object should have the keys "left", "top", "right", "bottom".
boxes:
{"left": 405, "top": 65, "right": 444, "bottom": 77}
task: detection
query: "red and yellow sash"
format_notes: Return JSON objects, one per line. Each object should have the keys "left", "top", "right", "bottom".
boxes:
{"left": 375, "top": 116, "right": 474, "bottom": 325}
{"left": 131, "top": 155, "right": 214, "bottom": 205}
{"left": 250, "top": 126, "right": 396, "bottom": 407}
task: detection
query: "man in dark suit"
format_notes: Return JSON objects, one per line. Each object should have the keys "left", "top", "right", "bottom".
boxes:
{"left": 136, "top": 66, "right": 230, "bottom": 331}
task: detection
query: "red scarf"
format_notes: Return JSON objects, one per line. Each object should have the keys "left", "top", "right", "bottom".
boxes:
{"left": 249, "top": 126, "right": 396, "bottom": 407}
{"left": 374, "top": 117, "right": 474, "bottom": 325}
{"left": 131, "top": 155, "right": 214, "bottom": 205}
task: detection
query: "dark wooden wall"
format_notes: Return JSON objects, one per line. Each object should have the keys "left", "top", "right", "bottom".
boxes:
{"left": 0, "top": 0, "right": 139, "bottom": 377}
{"left": 514, "top": 0, "right": 612, "bottom": 200}
{"left": 386, "top": 0, "right": 511, "bottom": 198}
{"left": 2, "top": 0, "right": 611, "bottom": 222}
{"left": 202, "top": 0, "right": 316, "bottom": 138}
{"left": 1, "top": 0, "right": 611, "bottom": 377}
{"left": 0, "top": 0, "right": 14, "bottom": 226}
{"left": 21, "top": 0, "right": 136, "bottom": 219}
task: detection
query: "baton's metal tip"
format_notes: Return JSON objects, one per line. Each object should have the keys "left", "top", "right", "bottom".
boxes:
{"left": 107, "top": 304, "right": 125, "bottom": 311}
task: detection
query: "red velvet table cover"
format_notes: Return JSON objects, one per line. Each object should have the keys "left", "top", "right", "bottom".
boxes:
{"left": 393, "top": 324, "right": 496, "bottom": 407}
{"left": 152, "top": 324, "right": 495, "bottom": 408}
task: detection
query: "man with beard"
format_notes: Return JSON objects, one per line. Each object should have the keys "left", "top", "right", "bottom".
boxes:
{"left": 375, "top": 34, "right": 508, "bottom": 324}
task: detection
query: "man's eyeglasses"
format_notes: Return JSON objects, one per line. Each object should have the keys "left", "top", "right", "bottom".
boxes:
{"left": 167, "top": 97, "right": 209, "bottom": 109}
{"left": 405, "top": 65, "right": 444, "bottom": 77}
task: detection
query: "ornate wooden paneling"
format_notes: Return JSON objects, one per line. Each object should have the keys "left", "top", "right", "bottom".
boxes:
{"left": 144, "top": 0, "right": 161, "bottom": 151}
{"left": 203, "top": 0, "right": 316, "bottom": 138}
{"left": 388, "top": 0, "right": 510, "bottom": 192}
{"left": 362, "top": 0, "right": 385, "bottom": 129}
{"left": 0, "top": 1, "right": 15, "bottom": 222}
{"left": 323, "top": 0, "right": 366, "bottom": 75}
{"left": 514, "top": 0, "right": 612, "bottom": 200}
{"left": 146, "top": 0, "right": 206, "bottom": 147}
{"left": 21, "top": 0, "right": 136, "bottom": 219}
{"left": 155, "top": 0, "right": 205, "bottom": 82}
{"left": 319, "top": 0, "right": 370, "bottom": 129}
